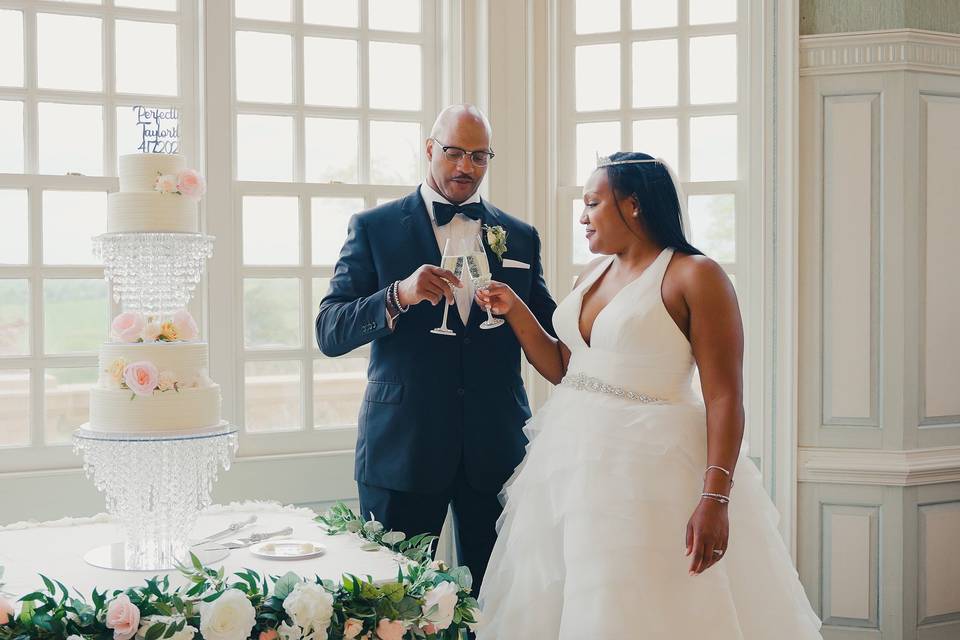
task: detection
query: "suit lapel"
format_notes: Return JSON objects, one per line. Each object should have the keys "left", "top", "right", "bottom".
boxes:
{"left": 400, "top": 190, "right": 442, "bottom": 268}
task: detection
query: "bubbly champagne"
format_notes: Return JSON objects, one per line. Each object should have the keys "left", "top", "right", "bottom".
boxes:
{"left": 466, "top": 251, "right": 491, "bottom": 285}
{"left": 441, "top": 255, "right": 465, "bottom": 279}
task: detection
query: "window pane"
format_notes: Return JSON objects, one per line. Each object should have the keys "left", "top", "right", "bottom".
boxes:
{"left": 369, "top": 42, "right": 421, "bottom": 111}
{"left": 368, "top": 0, "right": 419, "bottom": 32}
{"left": 0, "top": 369, "right": 29, "bottom": 446}
{"left": 314, "top": 357, "right": 366, "bottom": 429}
{"left": 39, "top": 102, "right": 103, "bottom": 176}
{"left": 576, "top": 0, "right": 618, "bottom": 33}
{"left": 244, "top": 278, "right": 301, "bottom": 348}
{"left": 370, "top": 121, "right": 421, "bottom": 185}
{"left": 37, "top": 13, "right": 101, "bottom": 91}
{"left": 243, "top": 196, "right": 299, "bottom": 265}
{"left": 236, "top": 31, "right": 292, "bottom": 103}
{"left": 116, "top": 0, "right": 177, "bottom": 9}
{"left": 688, "top": 194, "right": 735, "bottom": 262}
{"left": 632, "top": 118, "right": 678, "bottom": 174}
{"left": 571, "top": 200, "right": 592, "bottom": 265}
{"left": 45, "top": 366, "right": 97, "bottom": 444}
{"left": 304, "top": 0, "right": 358, "bottom": 27}
{"left": 690, "top": 0, "right": 736, "bottom": 25}
{"left": 690, "top": 35, "right": 737, "bottom": 105}
{"left": 0, "top": 10, "right": 23, "bottom": 87}
{"left": 116, "top": 106, "right": 180, "bottom": 161}
{"left": 43, "top": 191, "right": 107, "bottom": 265}
{"left": 245, "top": 361, "right": 301, "bottom": 433}
{"left": 0, "top": 101, "right": 23, "bottom": 173}
{"left": 0, "top": 280, "right": 29, "bottom": 356}
{"left": 632, "top": 39, "right": 677, "bottom": 108}
{"left": 235, "top": 0, "right": 291, "bottom": 21}
{"left": 690, "top": 114, "right": 737, "bottom": 181}
{"left": 306, "top": 118, "right": 359, "bottom": 183}
{"left": 576, "top": 120, "right": 620, "bottom": 185}
{"left": 43, "top": 279, "right": 107, "bottom": 355}
{"left": 0, "top": 190, "right": 28, "bottom": 265}
{"left": 305, "top": 37, "right": 358, "bottom": 107}
{"left": 631, "top": 0, "right": 677, "bottom": 29}
{"left": 312, "top": 197, "right": 363, "bottom": 265}
{"left": 116, "top": 20, "right": 178, "bottom": 96}
{"left": 576, "top": 44, "right": 620, "bottom": 112}
{"left": 237, "top": 114, "right": 293, "bottom": 181}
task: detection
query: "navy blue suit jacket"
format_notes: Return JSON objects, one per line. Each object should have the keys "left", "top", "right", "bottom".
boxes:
{"left": 316, "top": 190, "right": 557, "bottom": 494}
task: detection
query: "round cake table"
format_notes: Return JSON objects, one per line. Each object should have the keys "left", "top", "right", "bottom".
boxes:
{"left": 0, "top": 501, "right": 405, "bottom": 600}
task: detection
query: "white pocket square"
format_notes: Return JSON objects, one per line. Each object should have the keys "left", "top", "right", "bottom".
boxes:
{"left": 502, "top": 259, "right": 531, "bottom": 269}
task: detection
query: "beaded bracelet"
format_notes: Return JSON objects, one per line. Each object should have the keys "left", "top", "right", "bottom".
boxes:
{"left": 701, "top": 492, "right": 730, "bottom": 504}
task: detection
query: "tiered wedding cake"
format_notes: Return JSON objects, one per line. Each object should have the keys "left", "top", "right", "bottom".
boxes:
{"left": 86, "top": 153, "right": 222, "bottom": 435}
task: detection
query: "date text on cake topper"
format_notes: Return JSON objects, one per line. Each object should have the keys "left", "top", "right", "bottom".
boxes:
{"left": 134, "top": 105, "right": 180, "bottom": 154}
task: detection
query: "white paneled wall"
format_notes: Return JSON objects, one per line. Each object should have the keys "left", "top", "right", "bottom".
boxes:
{"left": 799, "top": 29, "right": 960, "bottom": 640}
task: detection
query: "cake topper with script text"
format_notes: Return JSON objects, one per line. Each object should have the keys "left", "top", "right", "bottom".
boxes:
{"left": 133, "top": 105, "right": 180, "bottom": 154}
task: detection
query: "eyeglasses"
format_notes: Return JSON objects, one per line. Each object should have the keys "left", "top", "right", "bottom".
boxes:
{"left": 430, "top": 138, "right": 495, "bottom": 166}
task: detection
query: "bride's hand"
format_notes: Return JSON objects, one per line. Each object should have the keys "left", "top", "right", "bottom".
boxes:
{"left": 685, "top": 499, "right": 729, "bottom": 575}
{"left": 476, "top": 281, "right": 519, "bottom": 316}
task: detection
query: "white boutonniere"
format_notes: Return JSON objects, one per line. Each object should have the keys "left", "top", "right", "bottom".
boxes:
{"left": 482, "top": 224, "right": 508, "bottom": 262}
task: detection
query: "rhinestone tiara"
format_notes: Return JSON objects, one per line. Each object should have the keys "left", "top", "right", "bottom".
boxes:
{"left": 595, "top": 153, "right": 663, "bottom": 168}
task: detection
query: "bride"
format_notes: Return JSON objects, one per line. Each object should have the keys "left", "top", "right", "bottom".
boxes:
{"left": 473, "top": 152, "right": 823, "bottom": 639}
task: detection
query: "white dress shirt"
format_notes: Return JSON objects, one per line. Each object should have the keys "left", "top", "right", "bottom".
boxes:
{"left": 418, "top": 182, "right": 482, "bottom": 325}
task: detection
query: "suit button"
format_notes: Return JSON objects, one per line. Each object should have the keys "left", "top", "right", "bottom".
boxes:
{"left": 456, "top": 388, "right": 465, "bottom": 397}
{"left": 463, "top": 338, "right": 472, "bottom": 345}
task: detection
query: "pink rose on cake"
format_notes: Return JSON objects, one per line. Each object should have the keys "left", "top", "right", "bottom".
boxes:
{"left": 172, "top": 309, "right": 199, "bottom": 341}
{"left": 111, "top": 311, "right": 146, "bottom": 343}
{"left": 176, "top": 168, "right": 206, "bottom": 198}
{"left": 123, "top": 361, "right": 159, "bottom": 397}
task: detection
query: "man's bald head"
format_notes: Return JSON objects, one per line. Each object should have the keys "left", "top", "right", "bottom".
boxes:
{"left": 425, "top": 104, "right": 493, "bottom": 204}
{"left": 429, "top": 104, "right": 492, "bottom": 143}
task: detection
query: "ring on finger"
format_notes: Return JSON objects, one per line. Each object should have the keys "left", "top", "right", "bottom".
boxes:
{"left": 712, "top": 549, "right": 724, "bottom": 556}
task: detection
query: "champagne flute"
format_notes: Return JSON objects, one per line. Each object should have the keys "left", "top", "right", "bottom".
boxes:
{"left": 467, "top": 233, "right": 505, "bottom": 329}
{"left": 430, "top": 238, "right": 464, "bottom": 336}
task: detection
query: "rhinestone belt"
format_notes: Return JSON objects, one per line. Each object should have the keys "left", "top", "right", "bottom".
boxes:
{"left": 560, "top": 372, "right": 665, "bottom": 404}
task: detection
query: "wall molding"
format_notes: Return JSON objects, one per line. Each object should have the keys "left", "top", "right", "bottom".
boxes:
{"left": 800, "top": 29, "right": 960, "bottom": 77}
{"left": 798, "top": 446, "right": 960, "bottom": 486}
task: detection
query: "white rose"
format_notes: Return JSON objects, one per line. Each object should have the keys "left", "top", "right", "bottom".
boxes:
{"left": 421, "top": 580, "right": 459, "bottom": 631}
{"left": 282, "top": 582, "right": 334, "bottom": 638}
{"left": 277, "top": 621, "right": 303, "bottom": 640}
{"left": 157, "top": 370, "right": 177, "bottom": 392}
{"left": 199, "top": 589, "right": 256, "bottom": 640}
{"left": 142, "top": 321, "right": 163, "bottom": 342}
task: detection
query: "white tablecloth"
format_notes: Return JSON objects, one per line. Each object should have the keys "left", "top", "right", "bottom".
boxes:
{"left": 0, "top": 502, "right": 406, "bottom": 600}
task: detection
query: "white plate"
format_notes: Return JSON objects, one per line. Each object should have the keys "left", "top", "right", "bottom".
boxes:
{"left": 249, "top": 539, "right": 326, "bottom": 560}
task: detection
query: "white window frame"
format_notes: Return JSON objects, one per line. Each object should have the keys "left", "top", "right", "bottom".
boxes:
{"left": 554, "top": 0, "right": 765, "bottom": 463}
{"left": 0, "top": 0, "right": 198, "bottom": 472}
{"left": 204, "top": 0, "right": 440, "bottom": 458}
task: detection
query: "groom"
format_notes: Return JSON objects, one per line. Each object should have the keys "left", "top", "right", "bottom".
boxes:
{"left": 316, "top": 105, "right": 556, "bottom": 591}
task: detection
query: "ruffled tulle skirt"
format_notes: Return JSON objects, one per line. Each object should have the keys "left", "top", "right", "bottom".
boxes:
{"left": 476, "top": 386, "right": 823, "bottom": 639}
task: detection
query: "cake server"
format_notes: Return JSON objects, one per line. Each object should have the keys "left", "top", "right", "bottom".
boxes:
{"left": 189, "top": 515, "right": 258, "bottom": 547}
{"left": 200, "top": 526, "right": 294, "bottom": 550}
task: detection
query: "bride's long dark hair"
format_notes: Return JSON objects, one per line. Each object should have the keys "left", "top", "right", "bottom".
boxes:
{"left": 602, "top": 151, "right": 702, "bottom": 256}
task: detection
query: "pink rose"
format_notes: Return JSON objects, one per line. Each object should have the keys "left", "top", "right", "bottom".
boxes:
{"left": 343, "top": 618, "right": 364, "bottom": 639}
{"left": 374, "top": 619, "right": 406, "bottom": 640}
{"left": 259, "top": 630, "right": 279, "bottom": 640}
{"left": 111, "top": 311, "right": 146, "bottom": 343}
{"left": 172, "top": 309, "right": 199, "bottom": 341}
{"left": 105, "top": 594, "right": 140, "bottom": 640}
{"left": 421, "top": 623, "right": 438, "bottom": 635}
{"left": 0, "top": 597, "right": 15, "bottom": 624}
{"left": 176, "top": 168, "right": 206, "bottom": 199}
{"left": 123, "top": 361, "right": 159, "bottom": 397}
{"left": 154, "top": 173, "right": 178, "bottom": 194}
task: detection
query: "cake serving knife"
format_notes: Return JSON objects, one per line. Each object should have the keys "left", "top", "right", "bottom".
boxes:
{"left": 189, "top": 515, "right": 258, "bottom": 547}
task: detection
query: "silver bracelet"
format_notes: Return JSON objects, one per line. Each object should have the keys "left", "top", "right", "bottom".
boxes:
{"left": 701, "top": 492, "right": 730, "bottom": 504}
{"left": 704, "top": 465, "right": 734, "bottom": 487}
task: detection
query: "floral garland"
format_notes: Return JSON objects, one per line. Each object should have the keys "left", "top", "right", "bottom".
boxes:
{"left": 0, "top": 504, "right": 480, "bottom": 640}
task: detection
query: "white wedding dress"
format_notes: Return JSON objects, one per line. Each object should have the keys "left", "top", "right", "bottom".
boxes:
{"left": 477, "top": 248, "right": 823, "bottom": 639}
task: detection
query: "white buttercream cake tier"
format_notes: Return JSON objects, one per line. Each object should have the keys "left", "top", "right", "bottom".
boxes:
{"left": 119, "top": 153, "right": 185, "bottom": 192}
{"left": 107, "top": 191, "right": 198, "bottom": 233}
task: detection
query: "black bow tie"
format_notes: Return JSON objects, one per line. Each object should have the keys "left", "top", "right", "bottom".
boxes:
{"left": 433, "top": 201, "right": 485, "bottom": 226}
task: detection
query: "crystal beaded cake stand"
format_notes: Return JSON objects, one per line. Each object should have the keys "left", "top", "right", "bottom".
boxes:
{"left": 73, "top": 423, "right": 237, "bottom": 571}
{"left": 92, "top": 232, "right": 215, "bottom": 316}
